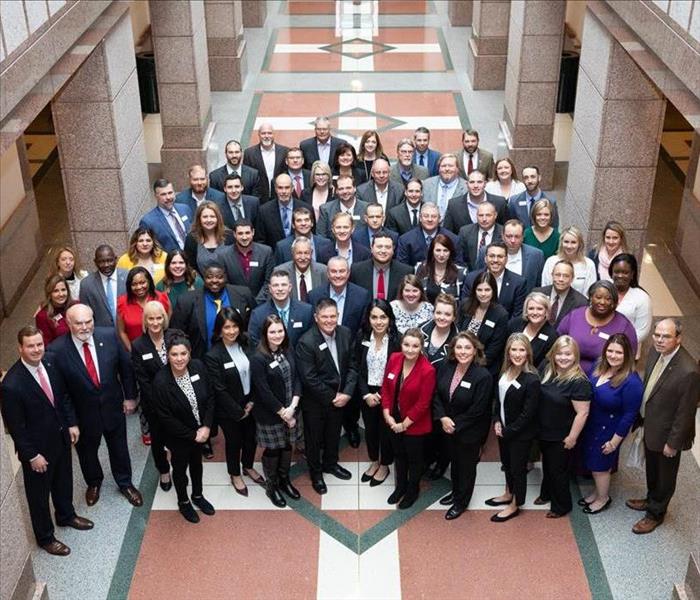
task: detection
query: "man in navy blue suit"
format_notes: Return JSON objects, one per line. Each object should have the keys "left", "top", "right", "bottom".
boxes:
{"left": 508, "top": 165, "right": 559, "bottom": 227}
{"left": 397, "top": 203, "right": 462, "bottom": 267}
{"left": 174, "top": 164, "right": 226, "bottom": 215}
{"left": 2, "top": 326, "right": 93, "bottom": 556}
{"left": 139, "top": 179, "right": 193, "bottom": 253}
{"left": 352, "top": 202, "right": 399, "bottom": 250}
{"left": 503, "top": 219, "right": 545, "bottom": 294}
{"left": 48, "top": 304, "right": 142, "bottom": 508}
{"left": 274, "top": 206, "right": 334, "bottom": 265}
{"left": 216, "top": 173, "right": 260, "bottom": 230}
{"left": 413, "top": 127, "right": 441, "bottom": 177}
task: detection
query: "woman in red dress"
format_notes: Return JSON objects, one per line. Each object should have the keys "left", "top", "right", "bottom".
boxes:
{"left": 35, "top": 274, "right": 75, "bottom": 344}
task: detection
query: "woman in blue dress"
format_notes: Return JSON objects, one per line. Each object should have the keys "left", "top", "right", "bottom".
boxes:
{"left": 580, "top": 333, "right": 642, "bottom": 514}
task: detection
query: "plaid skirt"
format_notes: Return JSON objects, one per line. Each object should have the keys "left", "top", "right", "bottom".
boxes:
{"left": 256, "top": 413, "right": 304, "bottom": 450}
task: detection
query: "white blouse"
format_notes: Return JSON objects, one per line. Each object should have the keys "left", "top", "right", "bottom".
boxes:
{"left": 541, "top": 255, "right": 597, "bottom": 297}
{"left": 225, "top": 342, "right": 251, "bottom": 395}
{"left": 616, "top": 287, "right": 653, "bottom": 346}
{"left": 485, "top": 179, "right": 526, "bottom": 201}
{"left": 390, "top": 300, "right": 434, "bottom": 334}
{"left": 498, "top": 374, "right": 517, "bottom": 425}
{"left": 366, "top": 333, "right": 389, "bottom": 387}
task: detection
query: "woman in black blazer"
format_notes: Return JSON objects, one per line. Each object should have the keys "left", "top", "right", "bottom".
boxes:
{"left": 153, "top": 330, "right": 215, "bottom": 523}
{"left": 433, "top": 331, "right": 493, "bottom": 521}
{"left": 131, "top": 301, "right": 172, "bottom": 491}
{"left": 507, "top": 291, "right": 558, "bottom": 368}
{"left": 355, "top": 299, "right": 400, "bottom": 486}
{"left": 250, "top": 315, "right": 303, "bottom": 508}
{"left": 204, "top": 308, "right": 264, "bottom": 497}
{"left": 488, "top": 333, "right": 541, "bottom": 522}
{"left": 459, "top": 271, "right": 509, "bottom": 378}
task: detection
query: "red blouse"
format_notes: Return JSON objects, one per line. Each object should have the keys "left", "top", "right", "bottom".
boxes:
{"left": 117, "top": 291, "right": 171, "bottom": 342}
{"left": 35, "top": 306, "right": 71, "bottom": 344}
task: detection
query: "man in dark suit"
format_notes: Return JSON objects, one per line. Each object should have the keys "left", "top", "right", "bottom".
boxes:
{"left": 385, "top": 178, "right": 423, "bottom": 235}
{"left": 276, "top": 237, "right": 328, "bottom": 302}
{"left": 174, "top": 164, "right": 226, "bottom": 215}
{"left": 243, "top": 122, "right": 288, "bottom": 202}
{"left": 274, "top": 206, "right": 333, "bottom": 265}
{"left": 397, "top": 202, "right": 461, "bottom": 267}
{"left": 247, "top": 270, "right": 313, "bottom": 347}
{"left": 457, "top": 128, "right": 495, "bottom": 180}
{"left": 216, "top": 173, "right": 260, "bottom": 229}
{"left": 461, "top": 242, "right": 528, "bottom": 317}
{"left": 422, "top": 154, "right": 468, "bottom": 217}
{"left": 457, "top": 201, "right": 504, "bottom": 271}
{"left": 317, "top": 175, "right": 368, "bottom": 240}
{"left": 285, "top": 146, "right": 311, "bottom": 199}
{"left": 356, "top": 159, "right": 404, "bottom": 212}
{"left": 299, "top": 116, "right": 343, "bottom": 169}
{"left": 443, "top": 169, "right": 507, "bottom": 234}
{"left": 413, "top": 126, "right": 441, "bottom": 177}
{"left": 139, "top": 178, "right": 194, "bottom": 253}
{"left": 330, "top": 212, "right": 371, "bottom": 267}
{"left": 503, "top": 219, "right": 545, "bottom": 293}
{"left": 508, "top": 165, "right": 559, "bottom": 227}
{"left": 48, "top": 304, "right": 142, "bottom": 508}
{"left": 350, "top": 233, "right": 413, "bottom": 302}
{"left": 627, "top": 318, "right": 700, "bottom": 534}
{"left": 2, "top": 326, "right": 93, "bottom": 556}
{"left": 220, "top": 219, "right": 274, "bottom": 303}
{"left": 255, "top": 174, "right": 313, "bottom": 248}
{"left": 209, "top": 139, "right": 262, "bottom": 197}
{"left": 296, "top": 298, "right": 358, "bottom": 494}
{"left": 170, "top": 263, "right": 255, "bottom": 359}
{"left": 79, "top": 245, "right": 128, "bottom": 328}
{"left": 533, "top": 260, "right": 587, "bottom": 328}
{"left": 390, "top": 138, "right": 430, "bottom": 186}
{"left": 352, "top": 202, "right": 399, "bottom": 249}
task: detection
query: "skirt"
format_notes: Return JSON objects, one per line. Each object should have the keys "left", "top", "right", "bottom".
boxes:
{"left": 257, "top": 415, "right": 304, "bottom": 450}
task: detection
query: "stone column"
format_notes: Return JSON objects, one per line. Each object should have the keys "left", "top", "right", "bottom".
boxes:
{"left": 501, "top": 0, "right": 565, "bottom": 189}
{"left": 242, "top": 0, "right": 266, "bottom": 27}
{"left": 150, "top": 0, "right": 213, "bottom": 190}
{"left": 466, "top": 0, "right": 510, "bottom": 90}
{"left": 205, "top": 0, "right": 247, "bottom": 91}
{"left": 674, "top": 133, "right": 700, "bottom": 291}
{"left": 52, "top": 11, "right": 151, "bottom": 266}
{"left": 448, "top": 0, "right": 473, "bottom": 26}
{"left": 564, "top": 7, "right": 665, "bottom": 257}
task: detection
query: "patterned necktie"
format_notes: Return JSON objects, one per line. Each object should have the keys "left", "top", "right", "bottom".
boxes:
{"left": 169, "top": 209, "right": 186, "bottom": 245}
{"left": 83, "top": 342, "right": 100, "bottom": 388}
{"left": 294, "top": 175, "right": 302, "bottom": 198}
{"left": 377, "top": 269, "right": 386, "bottom": 300}
{"left": 467, "top": 153, "right": 474, "bottom": 174}
{"left": 549, "top": 294, "right": 560, "bottom": 325}
{"left": 214, "top": 298, "right": 222, "bottom": 313}
{"left": 282, "top": 206, "right": 291, "bottom": 236}
{"left": 37, "top": 364, "right": 55, "bottom": 406}
{"left": 232, "top": 203, "right": 242, "bottom": 222}
{"left": 279, "top": 308, "right": 289, "bottom": 326}
{"left": 299, "top": 273, "right": 308, "bottom": 302}
{"left": 641, "top": 356, "right": 666, "bottom": 415}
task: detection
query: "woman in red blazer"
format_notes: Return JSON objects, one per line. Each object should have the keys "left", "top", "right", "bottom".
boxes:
{"left": 381, "top": 328, "right": 436, "bottom": 509}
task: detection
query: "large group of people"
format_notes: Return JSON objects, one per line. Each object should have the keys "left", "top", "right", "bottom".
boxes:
{"left": 2, "top": 121, "right": 698, "bottom": 558}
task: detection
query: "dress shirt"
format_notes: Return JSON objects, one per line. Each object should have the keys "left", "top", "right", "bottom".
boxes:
{"left": 191, "top": 191, "right": 206, "bottom": 208}
{"left": 158, "top": 206, "right": 187, "bottom": 248}
{"left": 21, "top": 359, "right": 54, "bottom": 398}
{"left": 477, "top": 226, "right": 495, "bottom": 257}
{"left": 289, "top": 170, "right": 304, "bottom": 191}
{"left": 466, "top": 195, "right": 488, "bottom": 224}
{"left": 335, "top": 243, "right": 353, "bottom": 267}
{"left": 295, "top": 268, "right": 313, "bottom": 297}
{"left": 317, "top": 140, "right": 331, "bottom": 164}
{"left": 416, "top": 151, "right": 428, "bottom": 167}
{"left": 406, "top": 202, "right": 421, "bottom": 226}
{"left": 99, "top": 271, "right": 118, "bottom": 318}
{"left": 226, "top": 163, "right": 239, "bottom": 177}
{"left": 437, "top": 178, "right": 459, "bottom": 218}
{"left": 423, "top": 228, "right": 437, "bottom": 247}
{"left": 524, "top": 190, "right": 544, "bottom": 214}
{"left": 463, "top": 150, "right": 479, "bottom": 175}
{"left": 549, "top": 288, "right": 569, "bottom": 320}
{"left": 372, "top": 264, "right": 390, "bottom": 298}
{"left": 492, "top": 271, "right": 504, "bottom": 296}
{"left": 71, "top": 335, "right": 101, "bottom": 380}
{"left": 374, "top": 185, "right": 388, "bottom": 211}
{"left": 228, "top": 198, "right": 245, "bottom": 221}
{"left": 340, "top": 200, "right": 357, "bottom": 215}
{"left": 399, "top": 167, "right": 413, "bottom": 182}
{"left": 274, "top": 300, "right": 291, "bottom": 326}
{"left": 329, "top": 286, "right": 347, "bottom": 324}
{"left": 235, "top": 246, "right": 253, "bottom": 279}
{"left": 261, "top": 146, "right": 276, "bottom": 182}
{"left": 321, "top": 331, "right": 339, "bottom": 372}
{"left": 506, "top": 248, "right": 523, "bottom": 276}
{"left": 225, "top": 342, "right": 251, "bottom": 395}
{"left": 279, "top": 202, "right": 293, "bottom": 237}
{"left": 205, "top": 290, "right": 230, "bottom": 348}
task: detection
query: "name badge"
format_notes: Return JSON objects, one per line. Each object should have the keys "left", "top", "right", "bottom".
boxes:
{"left": 537, "top": 333, "right": 549, "bottom": 341}
{"left": 55, "top": 313, "right": 63, "bottom": 321}
{"left": 362, "top": 340, "right": 371, "bottom": 348}
{"left": 512, "top": 380, "right": 522, "bottom": 390}
{"left": 518, "top": 200, "right": 527, "bottom": 206}
{"left": 250, "top": 261, "right": 259, "bottom": 267}
{"left": 191, "top": 374, "right": 200, "bottom": 382}
{"left": 224, "top": 362, "right": 235, "bottom": 370}
{"left": 142, "top": 353, "right": 153, "bottom": 360}
{"left": 598, "top": 332, "right": 610, "bottom": 340}
{"left": 352, "top": 215, "right": 360, "bottom": 220}
{"left": 485, "top": 319, "right": 495, "bottom": 328}
{"left": 181, "top": 215, "right": 188, "bottom": 222}
{"left": 293, "top": 321, "right": 303, "bottom": 329}
{"left": 460, "top": 381, "right": 471, "bottom": 389}
{"left": 319, "top": 342, "right": 328, "bottom": 350}
{"left": 388, "top": 372, "right": 396, "bottom": 380}
{"left": 424, "top": 340, "right": 429, "bottom": 347}
{"left": 269, "top": 360, "right": 279, "bottom": 369}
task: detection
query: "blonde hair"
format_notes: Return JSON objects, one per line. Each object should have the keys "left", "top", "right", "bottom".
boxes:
{"left": 557, "top": 226, "right": 586, "bottom": 263}
{"left": 142, "top": 300, "right": 169, "bottom": 333}
{"left": 500, "top": 333, "right": 537, "bottom": 377}
{"left": 522, "top": 291, "right": 551, "bottom": 321}
{"left": 542, "top": 335, "right": 587, "bottom": 383}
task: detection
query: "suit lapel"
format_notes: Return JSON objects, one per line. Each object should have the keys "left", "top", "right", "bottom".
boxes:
{"left": 66, "top": 337, "right": 95, "bottom": 387}
{"left": 195, "top": 292, "right": 208, "bottom": 343}
{"left": 92, "top": 273, "right": 110, "bottom": 314}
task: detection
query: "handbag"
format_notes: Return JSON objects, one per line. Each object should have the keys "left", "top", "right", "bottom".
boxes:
{"left": 625, "top": 426, "right": 645, "bottom": 470}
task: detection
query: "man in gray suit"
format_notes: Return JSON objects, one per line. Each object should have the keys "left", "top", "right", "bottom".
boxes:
{"left": 533, "top": 260, "right": 587, "bottom": 328}
{"left": 422, "top": 153, "right": 467, "bottom": 219}
{"left": 627, "top": 318, "right": 699, "bottom": 534}
{"left": 356, "top": 159, "right": 404, "bottom": 212}
{"left": 502, "top": 219, "right": 545, "bottom": 293}
{"left": 78, "top": 245, "right": 127, "bottom": 328}
{"left": 317, "top": 175, "right": 368, "bottom": 239}
{"left": 456, "top": 128, "right": 495, "bottom": 180}
{"left": 443, "top": 169, "right": 507, "bottom": 234}
{"left": 277, "top": 237, "right": 328, "bottom": 303}
{"left": 389, "top": 139, "right": 429, "bottom": 187}
{"left": 458, "top": 202, "right": 504, "bottom": 271}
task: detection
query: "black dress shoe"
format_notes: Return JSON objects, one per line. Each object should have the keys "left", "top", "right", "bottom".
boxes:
{"left": 577, "top": 497, "right": 592, "bottom": 507}
{"left": 311, "top": 477, "right": 327, "bottom": 495}
{"left": 191, "top": 495, "right": 215, "bottom": 516}
{"left": 201, "top": 442, "right": 214, "bottom": 459}
{"left": 369, "top": 468, "right": 390, "bottom": 487}
{"left": 387, "top": 488, "right": 406, "bottom": 505}
{"left": 179, "top": 502, "right": 200, "bottom": 523}
{"left": 485, "top": 497, "right": 512, "bottom": 507}
{"left": 583, "top": 498, "right": 612, "bottom": 515}
{"left": 346, "top": 429, "right": 361, "bottom": 448}
{"left": 398, "top": 492, "right": 418, "bottom": 510}
{"left": 60, "top": 515, "right": 94, "bottom": 530}
{"left": 445, "top": 505, "right": 466, "bottom": 520}
{"left": 266, "top": 487, "right": 288, "bottom": 507}
{"left": 490, "top": 508, "right": 520, "bottom": 523}
{"left": 427, "top": 466, "right": 446, "bottom": 481}
{"left": 42, "top": 540, "right": 71, "bottom": 556}
{"left": 361, "top": 467, "right": 378, "bottom": 483}
{"left": 160, "top": 476, "right": 172, "bottom": 492}
{"left": 439, "top": 492, "right": 454, "bottom": 506}
{"left": 279, "top": 478, "right": 301, "bottom": 500}
{"left": 323, "top": 464, "right": 352, "bottom": 480}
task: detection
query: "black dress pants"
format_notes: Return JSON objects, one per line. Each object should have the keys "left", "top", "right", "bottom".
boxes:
{"left": 142, "top": 408, "right": 170, "bottom": 475}
{"left": 218, "top": 416, "right": 257, "bottom": 476}
{"left": 360, "top": 387, "right": 393, "bottom": 465}
{"left": 539, "top": 440, "right": 572, "bottom": 515}
{"left": 342, "top": 391, "right": 361, "bottom": 434}
{"left": 498, "top": 437, "right": 532, "bottom": 506}
{"left": 75, "top": 418, "right": 132, "bottom": 488}
{"left": 644, "top": 444, "right": 682, "bottom": 521}
{"left": 449, "top": 433, "right": 481, "bottom": 508}
{"left": 170, "top": 439, "right": 204, "bottom": 504}
{"left": 390, "top": 432, "right": 424, "bottom": 495}
{"left": 303, "top": 402, "right": 343, "bottom": 476}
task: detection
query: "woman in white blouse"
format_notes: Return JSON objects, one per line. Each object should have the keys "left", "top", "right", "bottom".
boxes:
{"left": 609, "top": 254, "right": 652, "bottom": 355}
{"left": 390, "top": 275, "right": 434, "bottom": 334}
{"left": 52, "top": 245, "right": 88, "bottom": 300}
{"left": 542, "top": 226, "right": 597, "bottom": 297}
{"left": 485, "top": 157, "right": 526, "bottom": 202}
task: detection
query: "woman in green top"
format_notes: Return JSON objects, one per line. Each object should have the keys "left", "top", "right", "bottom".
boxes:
{"left": 156, "top": 249, "right": 203, "bottom": 307}
{"left": 523, "top": 198, "right": 560, "bottom": 259}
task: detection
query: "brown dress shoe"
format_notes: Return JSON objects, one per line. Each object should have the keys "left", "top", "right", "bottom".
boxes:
{"left": 85, "top": 485, "right": 101, "bottom": 506}
{"left": 632, "top": 516, "right": 661, "bottom": 534}
{"left": 120, "top": 485, "right": 143, "bottom": 507}
{"left": 42, "top": 540, "right": 71, "bottom": 556}
{"left": 60, "top": 515, "right": 94, "bottom": 530}
{"left": 625, "top": 498, "right": 647, "bottom": 512}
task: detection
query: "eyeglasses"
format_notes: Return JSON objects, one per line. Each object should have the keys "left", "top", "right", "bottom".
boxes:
{"left": 652, "top": 333, "right": 677, "bottom": 340}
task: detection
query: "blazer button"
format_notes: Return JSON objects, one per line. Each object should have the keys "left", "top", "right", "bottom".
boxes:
{"left": 601, "top": 426, "right": 606, "bottom": 430}
{"left": 610, "top": 414, "right": 614, "bottom": 418}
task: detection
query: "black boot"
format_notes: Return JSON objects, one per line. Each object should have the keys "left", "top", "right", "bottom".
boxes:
{"left": 262, "top": 454, "right": 286, "bottom": 508}
{"left": 278, "top": 449, "right": 300, "bottom": 500}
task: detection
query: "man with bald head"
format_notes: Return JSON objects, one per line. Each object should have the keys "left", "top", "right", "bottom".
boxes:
{"left": 299, "top": 116, "right": 343, "bottom": 169}
{"left": 48, "top": 304, "right": 142, "bottom": 508}
{"left": 255, "top": 173, "right": 314, "bottom": 248}
{"left": 174, "top": 164, "right": 225, "bottom": 215}
{"left": 243, "top": 122, "right": 289, "bottom": 202}
{"left": 356, "top": 158, "right": 405, "bottom": 212}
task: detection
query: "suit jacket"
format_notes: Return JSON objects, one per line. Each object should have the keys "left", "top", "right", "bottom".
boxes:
{"left": 204, "top": 340, "right": 253, "bottom": 422}
{"left": 254, "top": 198, "right": 314, "bottom": 249}
{"left": 335, "top": 240, "right": 371, "bottom": 265}
{"left": 139, "top": 204, "right": 194, "bottom": 253}
{"left": 250, "top": 349, "right": 302, "bottom": 425}
{"left": 643, "top": 346, "right": 699, "bottom": 452}
{"left": 79, "top": 269, "right": 128, "bottom": 328}
{"left": 389, "top": 162, "right": 429, "bottom": 187}
{"left": 492, "top": 371, "right": 540, "bottom": 440}
{"left": 243, "top": 143, "right": 289, "bottom": 202}
{"left": 307, "top": 282, "right": 371, "bottom": 334}
{"left": 443, "top": 192, "right": 508, "bottom": 234}
{"left": 507, "top": 318, "right": 557, "bottom": 368}
{"left": 413, "top": 148, "right": 441, "bottom": 177}
{"left": 288, "top": 169, "right": 312, "bottom": 199}
{"left": 219, "top": 242, "right": 274, "bottom": 302}
{"left": 458, "top": 223, "right": 504, "bottom": 271}
{"left": 419, "top": 321, "right": 459, "bottom": 369}
{"left": 130, "top": 333, "right": 167, "bottom": 417}
{"left": 462, "top": 269, "right": 527, "bottom": 319}
{"left": 301, "top": 186, "right": 333, "bottom": 208}
{"left": 456, "top": 148, "right": 495, "bottom": 180}
{"left": 509, "top": 244, "right": 545, "bottom": 293}
{"left": 380, "top": 352, "right": 435, "bottom": 435}
{"left": 532, "top": 285, "right": 588, "bottom": 329}
{"left": 350, "top": 259, "right": 413, "bottom": 302}
{"left": 352, "top": 225, "right": 399, "bottom": 250}
{"left": 385, "top": 201, "right": 422, "bottom": 236}
{"left": 296, "top": 325, "right": 358, "bottom": 405}
{"left": 300, "top": 136, "right": 343, "bottom": 170}
{"left": 175, "top": 187, "right": 226, "bottom": 216}
{"left": 276, "top": 261, "right": 328, "bottom": 302}
{"left": 152, "top": 359, "right": 214, "bottom": 443}
{"left": 214, "top": 194, "right": 260, "bottom": 230}
{"left": 433, "top": 361, "right": 492, "bottom": 441}
{"left": 317, "top": 198, "right": 368, "bottom": 240}
{"left": 355, "top": 179, "right": 405, "bottom": 211}
{"left": 247, "top": 299, "right": 314, "bottom": 347}
{"left": 421, "top": 176, "right": 468, "bottom": 206}
{"left": 398, "top": 227, "right": 462, "bottom": 267}
{"left": 274, "top": 234, "right": 335, "bottom": 265}
{"left": 209, "top": 163, "right": 261, "bottom": 198}
{"left": 459, "top": 302, "right": 509, "bottom": 374}
{"left": 170, "top": 285, "right": 255, "bottom": 359}
{"left": 47, "top": 328, "right": 137, "bottom": 435}
{"left": 1, "top": 358, "right": 75, "bottom": 463}
{"left": 508, "top": 191, "right": 559, "bottom": 228}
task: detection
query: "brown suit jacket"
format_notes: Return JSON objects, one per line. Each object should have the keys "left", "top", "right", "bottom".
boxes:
{"left": 643, "top": 346, "right": 699, "bottom": 452}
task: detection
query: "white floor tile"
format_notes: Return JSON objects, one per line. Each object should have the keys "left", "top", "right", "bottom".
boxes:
{"left": 317, "top": 532, "right": 360, "bottom": 599}
{"left": 359, "top": 483, "right": 396, "bottom": 510}
{"left": 322, "top": 485, "right": 360, "bottom": 510}
{"left": 358, "top": 532, "right": 402, "bottom": 599}
{"left": 323, "top": 461, "right": 360, "bottom": 485}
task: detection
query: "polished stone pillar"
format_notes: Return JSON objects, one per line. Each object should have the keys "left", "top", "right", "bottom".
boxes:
{"left": 466, "top": 0, "right": 510, "bottom": 90}
{"left": 150, "top": 0, "right": 213, "bottom": 190}
{"left": 52, "top": 11, "right": 151, "bottom": 266}
{"left": 242, "top": 0, "right": 266, "bottom": 27}
{"left": 205, "top": 0, "right": 247, "bottom": 91}
{"left": 501, "top": 0, "right": 565, "bottom": 189}
{"left": 564, "top": 7, "right": 665, "bottom": 256}
{"left": 675, "top": 133, "right": 699, "bottom": 291}
{"left": 448, "top": 0, "right": 473, "bottom": 26}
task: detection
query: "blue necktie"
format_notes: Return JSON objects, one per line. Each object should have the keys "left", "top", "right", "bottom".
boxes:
{"left": 105, "top": 276, "right": 115, "bottom": 320}
{"left": 279, "top": 308, "right": 288, "bottom": 326}
{"left": 282, "top": 207, "right": 290, "bottom": 236}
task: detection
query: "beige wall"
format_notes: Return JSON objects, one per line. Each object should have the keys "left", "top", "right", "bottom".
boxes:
{"left": 566, "top": 0, "right": 587, "bottom": 43}
{"left": 0, "top": 144, "right": 25, "bottom": 228}
{"left": 129, "top": 0, "right": 151, "bottom": 48}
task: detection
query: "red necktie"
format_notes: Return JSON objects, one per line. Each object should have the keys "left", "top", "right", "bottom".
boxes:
{"left": 467, "top": 153, "right": 474, "bottom": 174}
{"left": 37, "top": 364, "right": 55, "bottom": 406}
{"left": 299, "top": 273, "right": 308, "bottom": 302}
{"left": 294, "top": 175, "right": 302, "bottom": 198}
{"left": 83, "top": 342, "right": 100, "bottom": 388}
{"left": 377, "top": 269, "right": 386, "bottom": 300}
